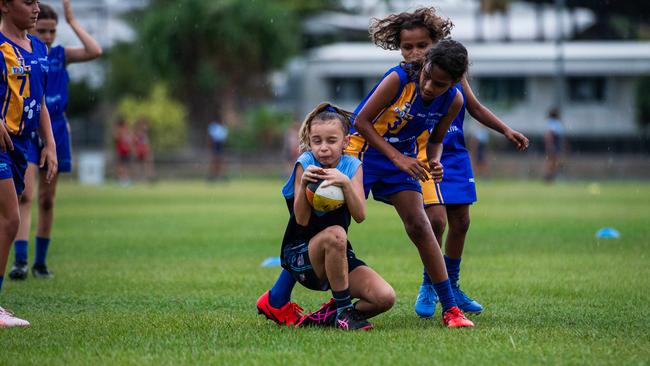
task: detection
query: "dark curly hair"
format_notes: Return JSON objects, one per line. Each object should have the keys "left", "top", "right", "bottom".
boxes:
{"left": 422, "top": 39, "right": 468, "bottom": 83}
{"left": 369, "top": 7, "right": 453, "bottom": 50}
{"left": 38, "top": 4, "right": 58, "bottom": 22}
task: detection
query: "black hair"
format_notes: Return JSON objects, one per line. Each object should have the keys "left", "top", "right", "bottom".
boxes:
{"left": 422, "top": 39, "right": 468, "bottom": 83}
{"left": 38, "top": 4, "right": 58, "bottom": 22}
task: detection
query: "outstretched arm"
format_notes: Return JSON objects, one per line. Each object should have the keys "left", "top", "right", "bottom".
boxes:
{"left": 462, "top": 77, "right": 529, "bottom": 151}
{"left": 62, "top": 0, "right": 103, "bottom": 63}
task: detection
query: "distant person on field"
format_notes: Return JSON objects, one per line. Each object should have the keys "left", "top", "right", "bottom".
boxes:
{"left": 113, "top": 118, "right": 132, "bottom": 186}
{"left": 469, "top": 126, "right": 489, "bottom": 177}
{"left": 134, "top": 118, "right": 154, "bottom": 182}
{"left": 282, "top": 122, "right": 300, "bottom": 175}
{"left": 544, "top": 108, "right": 564, "bottom": 183}
{"left": 207, "top": 120, "right": 228, "bottom": 181}
{"left": 10, "top": 0, "right": 103, "bottom": 281}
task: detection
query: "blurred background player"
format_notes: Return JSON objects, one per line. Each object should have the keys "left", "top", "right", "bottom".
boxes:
{"left": 134, "top": 117, "right": 154, "bottom": 182}
{"left": 367, "top": 7, "right": 528, "bottom": 318}
{"left": 207, "top": 119, "right": 228, "bottom": 181}
{"left": 9, "top": 0, "right": 102, "bottom": 280}
{"left": 544, "top": 108, "right": 565, "bottom": 183}
{"left": 282, "top": 121, "right": 300, "bottom": 176}
{"left": 0, "top": 0, "right": 57, "bottom": 326}
{"left": 113, "top": 117, "right": 132, "bottom": 186}
{"left": 469, "top": 126, "right": 490, "bottom": 178}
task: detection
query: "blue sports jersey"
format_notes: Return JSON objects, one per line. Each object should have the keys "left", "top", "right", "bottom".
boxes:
{"left": 282, "top": 151, "right": 362, "bottom": 201}
{"left": 439, "top": 83, "right": 477, "bottom": 204}
{"left": 442, "top": 83, "right": 467, "bottom": 152}
{"left": 0, "top": 33, "right": 48, "bottom": 136}
{"left": 347, "top": 64, "right": 458, "bottom": 160}
{"left": 44, "top": 45, "right": 68, "bottom": 120}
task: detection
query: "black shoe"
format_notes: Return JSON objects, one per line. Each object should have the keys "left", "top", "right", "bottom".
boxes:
{"left": 8, "top": 262, "right": 28, "bottom": 280}
{"left": 335, "top": 307, "right": 373, "bottom": 331}
{"left": 295, "top": 298, "right": 337, "bottom": 328}
{"left": 31, "top": 264, "right": 54, "bottom": 279}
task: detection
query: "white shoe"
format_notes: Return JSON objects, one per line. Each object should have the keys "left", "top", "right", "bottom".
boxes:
{"left": 0, "top": 306, "right": 30, "bottom": 328}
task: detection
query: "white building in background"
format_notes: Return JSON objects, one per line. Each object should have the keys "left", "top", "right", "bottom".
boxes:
{"left": 290, "top": 41, "right": 650, "bottom": 137}
{"left": 309, "top": 0, "right": 595, "bottom": 42}
{"left": 281, "top": 0, "right": 650, "bottom": 138}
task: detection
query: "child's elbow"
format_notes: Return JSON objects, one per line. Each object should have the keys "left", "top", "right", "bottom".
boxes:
{"left": 353, "top": 211, "right": 366, "bottom": 223}
{"left": 295, "top": 214, "right": 310, "bottom": 226}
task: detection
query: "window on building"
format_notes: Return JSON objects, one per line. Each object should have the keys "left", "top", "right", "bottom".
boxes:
{"left": 328, "top": 77, "right": 365, "bottom": 103}
{"left": 568, "top": 77, "right": 605, "bottom": 102}
{"left": 477, "top": 77, "right": 526, "bottom": 104}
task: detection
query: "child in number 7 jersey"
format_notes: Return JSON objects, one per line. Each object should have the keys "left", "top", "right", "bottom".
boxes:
{"left": 0, "top": 0, "right": 57, "bottom": 328}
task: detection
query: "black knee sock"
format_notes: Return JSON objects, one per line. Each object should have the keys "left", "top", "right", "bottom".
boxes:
{"left": 332, "top": 288, "right": 352, "bottom": 315}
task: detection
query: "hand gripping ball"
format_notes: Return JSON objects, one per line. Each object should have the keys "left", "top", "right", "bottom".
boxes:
{"left": 305, "top": 179, "right": 345, "bottom": 212}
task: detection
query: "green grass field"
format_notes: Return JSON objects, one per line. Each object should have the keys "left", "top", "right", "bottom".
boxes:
{"left": 2, "top": 179, "right": 649, "bottom": 365}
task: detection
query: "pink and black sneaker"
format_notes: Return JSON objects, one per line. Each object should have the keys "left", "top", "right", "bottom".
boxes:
{"left": 295, "top": 298, "right": 337, "bottom": 328}
{"left": 335, "top": 307, "right": 373, "bottom": 331}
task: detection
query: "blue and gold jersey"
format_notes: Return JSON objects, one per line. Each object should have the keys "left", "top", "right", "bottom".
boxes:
{"left": 347, "top": 64, "right": 458, "bottom": 160}
{"left": 45, "top": 45, "right": 68, "bottom": 120}
{"left": 416, "top": 82, "right": 467, "bottom": 162}
{"left": 0, "top": 33, "right": 48, "bottom": 136}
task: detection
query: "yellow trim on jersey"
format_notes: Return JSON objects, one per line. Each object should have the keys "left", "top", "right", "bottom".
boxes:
{"left": 415, "top": 129, "right": 429, "bottom": 163}
{"left": 416, "top": 129, "right": 445, "bottom": 205}
{"left": 422, "top": 179, "right": 443, "bottom": 205}
{"left": 1, "top": 42, "right": 31, "bottom": 135}
{"left": 345, "top": 83, "right": 418, "bottom": 160}
{"left": 372, "top": 83, "right": 417, "bottom": 137}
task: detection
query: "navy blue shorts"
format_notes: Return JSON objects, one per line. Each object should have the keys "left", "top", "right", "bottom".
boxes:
{"left": 281, "top": 239, "right": 366, "bottom": 291}
{"left": 27, "top": 117, "right": 72, "bottom": 173}
{"left": 0, "top": 134, "right": 30, "bottom": 196}
{"left": 360, "top": 152, "right": 421, "bottom": 204}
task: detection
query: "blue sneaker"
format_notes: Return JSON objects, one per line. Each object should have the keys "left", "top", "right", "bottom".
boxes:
{"left": 414, "top": 284, "right": 438, "bottom": 318}
{"left": 452, "top": 287, "right": 483, "bottom": 314}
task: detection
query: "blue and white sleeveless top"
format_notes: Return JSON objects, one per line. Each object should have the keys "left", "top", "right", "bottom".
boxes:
{"left": 282, "top": 151, "right": 362, "bottom": 201}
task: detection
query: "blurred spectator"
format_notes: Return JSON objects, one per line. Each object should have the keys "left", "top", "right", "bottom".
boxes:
{"left": 282, "top": 122, "right": 300, "bottom": 175}
{"left": 208, "top": 120, "right": 228, "bottom": 181}
{"left": 544, "top": 108, "right": 565, "bottom": 183}
{"left": 134, "top": 118, "right": 155, "bottom": 182}
{"left": 469, "top": 126, "right": 490, "bottom": 178}
{"left": 113, "top": 118, "right": 132, "bottom": 186}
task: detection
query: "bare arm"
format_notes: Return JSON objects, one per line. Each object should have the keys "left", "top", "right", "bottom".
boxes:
{"left": 462, "top": 77, "right": 529, "bottom": 151}
{"left": 62, "top": 0, "right": 103, "bottom": 63}
{"left": 426, "top": 93, "right": 463, "bottom": 182}
{"left": 293, "top": 164, "right": 322, "bottom": 226}
{"left": 38, "top": 99, "right": 58, "bottom": 183}
{"left": 355, "top": 71, "right": 429, "bottom": 181}
{"left": 0, "top": 120, "right": 13, "bottom": 152}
